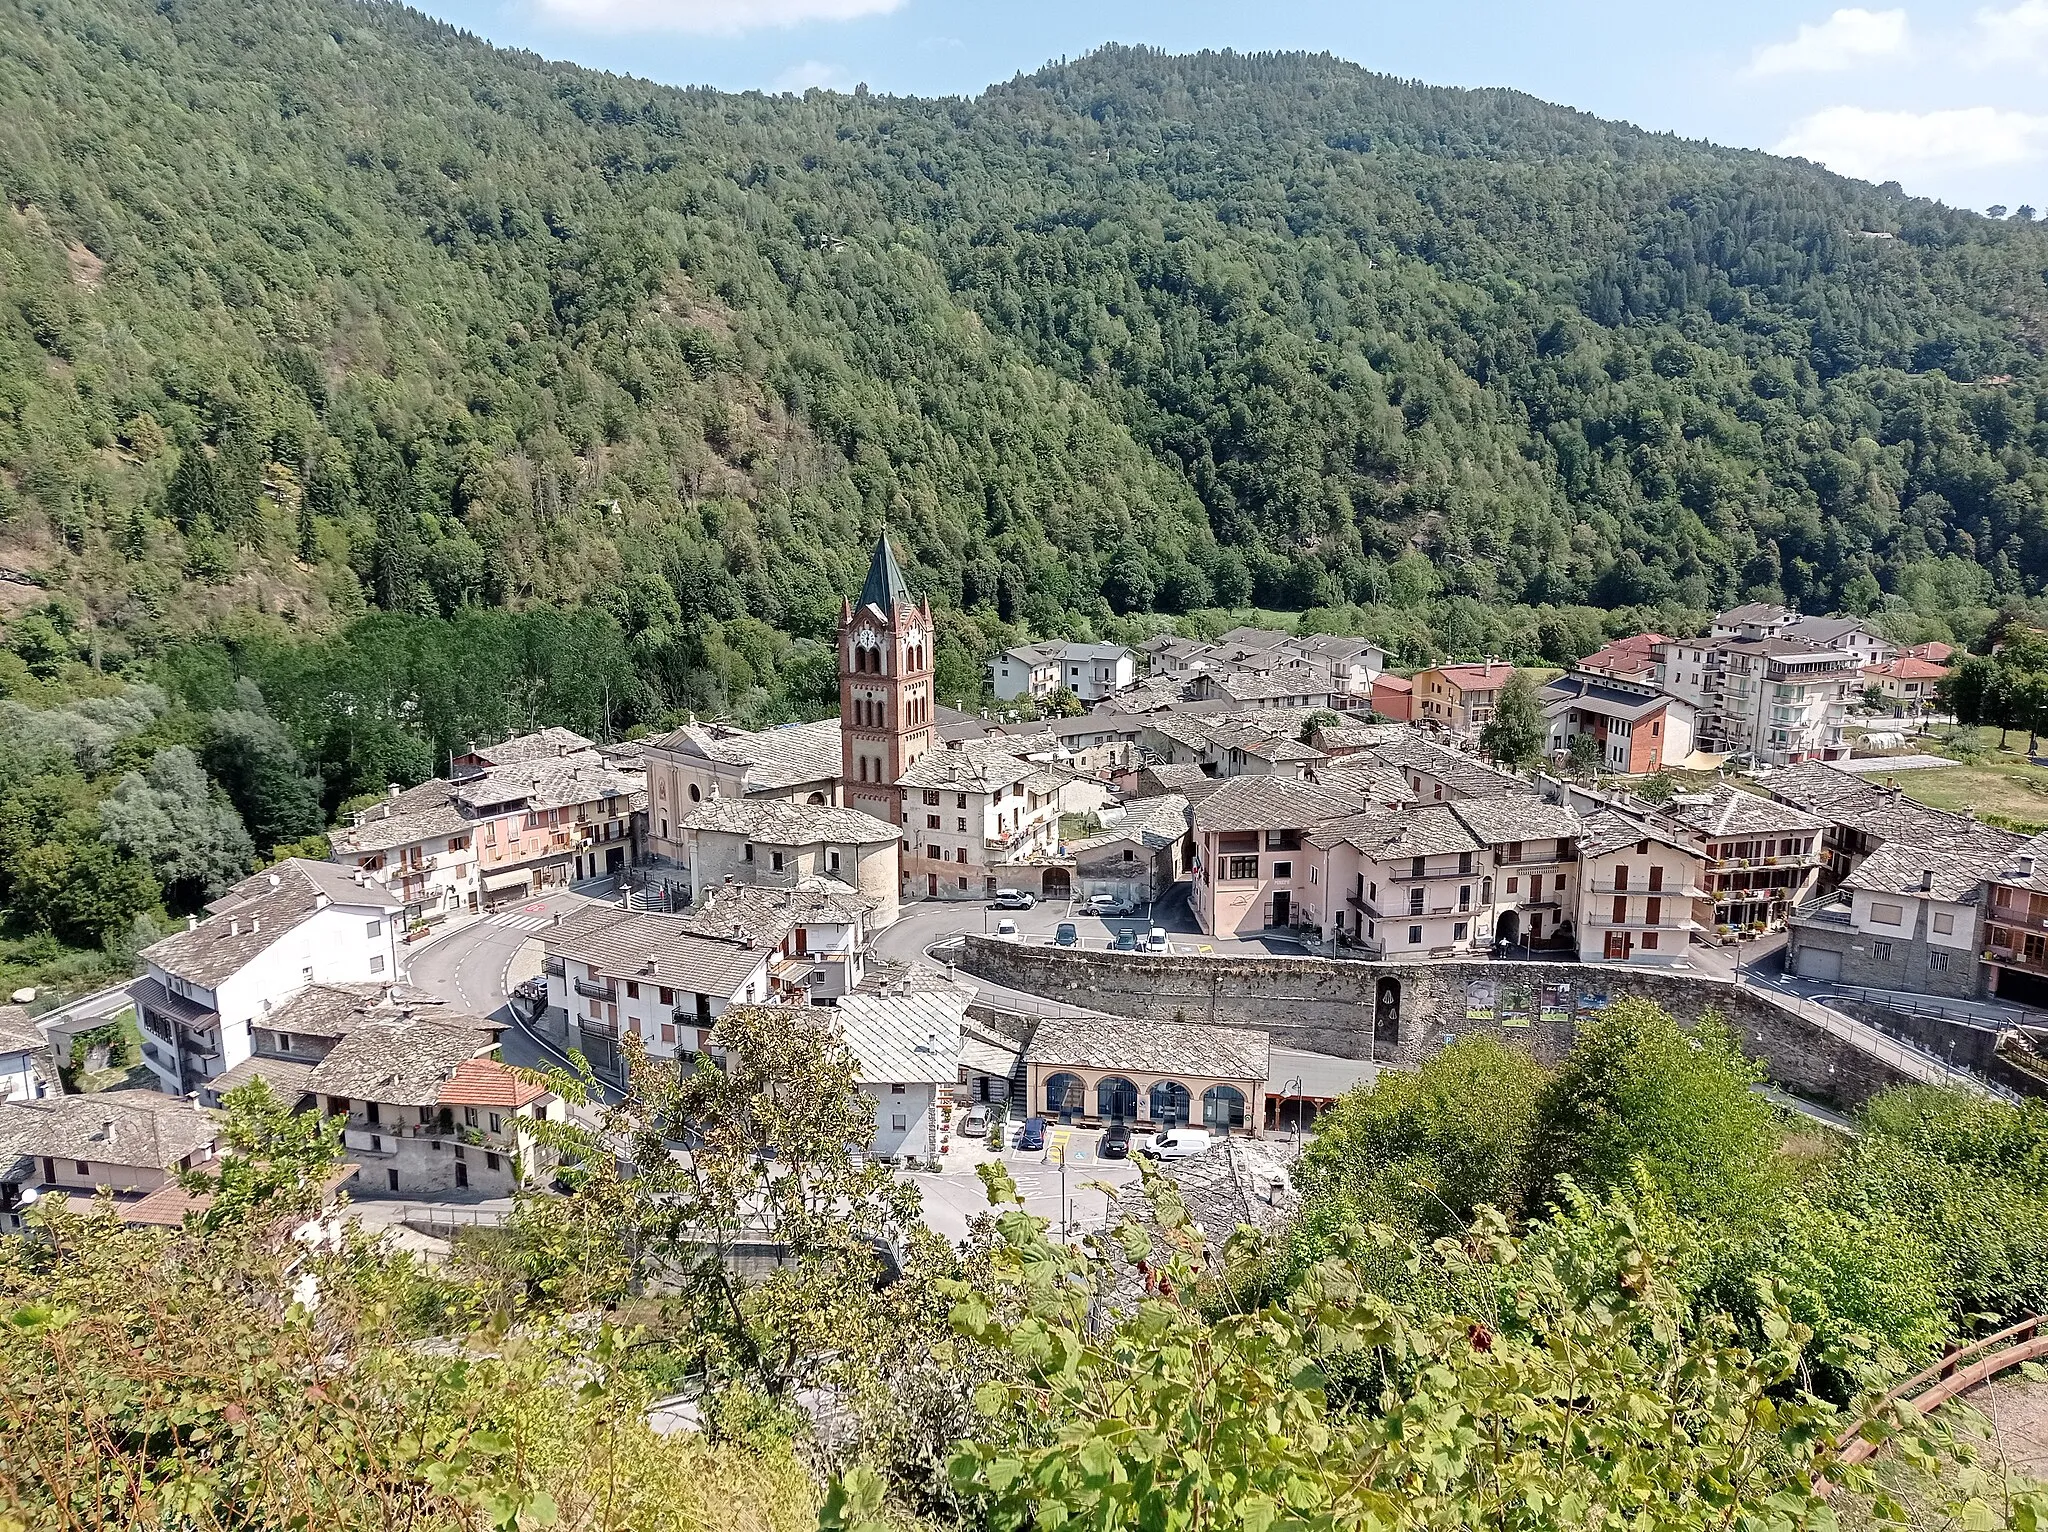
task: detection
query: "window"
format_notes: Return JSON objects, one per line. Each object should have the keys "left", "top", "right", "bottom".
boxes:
{"left": 1929, "top": 951, "right": 1950, "bottom": 971}
{"left": 1873, "top": 940, "right": 1894, "bottom": 961}
{"left": 828, "top": 850, "right": 841, "bottom": 872}
{"left": 369, "top": 956, "right": 385, "bottom": 974}
{"left": 1408, "top": 925, "right": 1423, "bottom": 945}
{"left": 486, "top": 1152, "right": 502, "bottom": 1172}
{"left": 1453, "top": 922, "right": 1467, "bottom": 941}
{"left": 301, "top": 966, "right": 314, "bottom": 982}
{"left": 957, "top": 793, "right": 967, "bottom": 809}
{"left": 956, "top": 848, "right": 967, "bottom": 864}
{"left": 1645, "top": 897, "right": 1661, "bottom": 925}
{"left": 1458, "top": 851, "right": 1473, "bottom": 876}
{"left": 388, "top": 1169, "right": 399, "bottom": 1191}
{"left": 1507, "top": 876, "right": 1519, "bottom": 894}
{"left": 957, "top": 817, "right": 968, "bottom": 832}
{"left": 1642, "top": 932, "right": 1659, "bottom": 950}
{"left": 922, "top": 789, "right": 940, "bottom": 806}
{"left": 1933, "top": 911, "right": 1956, "bottom": 935}
{"left": 1555, "top": 874, "right": 1566, "bottom": 891}
{"left": 1408, "top": 888, "right": 1425, "bottom": 915}
{"left": 1226, "top": 856, "right": 1260, "bottom": 880}
{"left": 464, "top": 1107, "right": 479, "bottom": 1127}
{"left": 1614, "top": 865, "right": 1629, "bottom": 890}
{"left": 365, "top": 1100, "right": 379, "bottom": 1125}
{"left": 1458, "top": 885, "right": 1471, "bottom": 911}
{"left": 1410, "top": 857, "right": 1426, "bottom": 879}
{"left": 1271, "top": 860, "right": 1292, "bottom": 879}
{"left": 659, "top": 986, "right": 674, "bottom": 1006}
{"left": 743, "top": 843, "right": 755, "bottom": 862}
{"left": 75, "top": 1160, "right": 91, "bottom": 1176}
{"left": 1648, "top": 865, "right": 1663, "bottom": 892}
{"left": 891, "top": 1112, "right": 909, "bottom": 1131}
{"left": 1612, "top": 896, "right": 1628, "bottom": 925}
{"left": 626, "top": 981, "right": 639, "bottom": 1000}
{"left": 770, "top": 851, "right": 785, "bottom": 872}
{"left": 1870, "top": 902, "right": 1904, "bottom": 926}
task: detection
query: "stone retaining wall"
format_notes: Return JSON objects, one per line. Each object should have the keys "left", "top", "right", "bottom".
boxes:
{"left": 957, "top": 938, "right": 1911, "bottom": 1109}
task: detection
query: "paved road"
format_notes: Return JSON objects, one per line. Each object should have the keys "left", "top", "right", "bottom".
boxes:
{"left": 402, "top": 889, "right": 611, "bottom": 1088}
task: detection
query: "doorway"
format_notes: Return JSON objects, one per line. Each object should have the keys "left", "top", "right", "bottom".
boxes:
{"left": 455, "top": 1162, "right": 469, "bottom": 1189}
{"left": 1271, "top": 890, "right": 1290, "bottom": 927}
{"left": 1373, "top": 977, "right": 1400, "bottom": 1051}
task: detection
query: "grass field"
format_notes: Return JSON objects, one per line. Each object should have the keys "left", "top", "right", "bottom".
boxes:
{"left": 1865, "top": 727, "right": 2048, "bottom": 833}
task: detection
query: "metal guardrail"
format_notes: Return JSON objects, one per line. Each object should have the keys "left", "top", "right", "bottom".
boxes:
{"left": 1821, "top": 982, "right": 2045, "bottom": 1034}
{"left": 1747, "top": 984, "right": 2022, "bottom": 1102}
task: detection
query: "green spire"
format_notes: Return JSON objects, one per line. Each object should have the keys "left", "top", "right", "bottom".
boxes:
{"left": 857, "top": 532, "right": 915, "bottom": 616}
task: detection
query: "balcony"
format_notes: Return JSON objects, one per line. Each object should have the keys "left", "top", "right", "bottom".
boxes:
{"left": 545, "top": 956, "right": 566, "bottom": 978}
{"left": 573, "top": 976, "right": 616, "bottom": 1003}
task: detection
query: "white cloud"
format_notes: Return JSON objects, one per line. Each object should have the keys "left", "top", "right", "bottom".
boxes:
{"left": 1775, "top": 104, "right": 2048, "bottom": 180}
{"left": 1976, "top": 0, "right": 2048, "bottom": 66}
{"left": 532, "top": 0, "right": 902, "bottom": 35}
{"left": 1748, "top": 8, "right": 1910, "bottom": 74}
{"left": 772, "top": 59, "right": 849, "bottom": 90}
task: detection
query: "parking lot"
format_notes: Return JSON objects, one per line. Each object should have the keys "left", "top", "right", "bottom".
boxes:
{"left": 911, "top": 1121, "right": 1148, "bottom": 1242}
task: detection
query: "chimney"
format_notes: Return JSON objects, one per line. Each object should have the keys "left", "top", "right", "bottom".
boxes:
{"left": 314, "top": 893, "right": 330, "bottom": 910}
{"left": 388, "top": 783, "right": 400, "bottom": 799}
{"left": 251, "top": 918, "right": 261, "bottom": 934}
{"left": 186, "top": 914, "right": 199, "bottom": 932}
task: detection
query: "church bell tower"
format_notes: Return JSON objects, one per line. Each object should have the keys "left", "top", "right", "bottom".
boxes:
{"left": 839, "top": 532, "right": 934, "bottom": 826}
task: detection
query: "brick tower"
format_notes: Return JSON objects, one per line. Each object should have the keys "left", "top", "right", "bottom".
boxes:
{"left": 839, "top": 532, "right": 935, "bottom": 826}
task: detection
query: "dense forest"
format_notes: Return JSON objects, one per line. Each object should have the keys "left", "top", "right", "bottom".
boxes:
{"left": 0, "top": 0, "right": 2045, "bottom": 680}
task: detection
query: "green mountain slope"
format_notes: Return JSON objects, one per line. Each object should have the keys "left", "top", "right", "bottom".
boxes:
{"left": 0, "top": 2, "right": 2044, "bottom": 666}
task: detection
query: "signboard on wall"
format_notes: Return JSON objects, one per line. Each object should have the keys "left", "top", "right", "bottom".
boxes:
{"left": 1498, "top": 980, "right": 1532, "bottom": 1029}
{"left": 1539, "top": 983, "right": 1573, "bottom": 1026}
{"left": 1464, "top": 979, "right": 1496, "bottom": 1023}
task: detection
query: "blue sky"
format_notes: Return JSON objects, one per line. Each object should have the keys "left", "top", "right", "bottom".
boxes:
{"left": 417, "top": 0, "right": 2048, "bottom": 212}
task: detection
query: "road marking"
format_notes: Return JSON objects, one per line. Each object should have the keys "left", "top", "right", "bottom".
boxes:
{"left": 487, "top": 913, "right": 553, "bottom": 931}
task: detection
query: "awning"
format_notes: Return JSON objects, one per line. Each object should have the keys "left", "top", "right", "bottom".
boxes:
{"left": 481, "top": 870, "right": 531, "bottom": 893}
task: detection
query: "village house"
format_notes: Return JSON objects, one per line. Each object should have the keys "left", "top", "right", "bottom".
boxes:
{"left": 988, "top": 641, "right": 1137, "bottom": 703}
{"left": 834, "top": 985, "right": 967, "bottom": 1162}
{"left": 1368, "top": 672, "right": 1415, "bottom": 721}
{"left": 328, "top": 778, "right": 481, "bottom": 922}
{"left": 1539, "top": 671, "right": 1696, "bottom": 775}
{"left": 896, "top": 738, "right": 1063, "bottom": 899}
{"left": 1979, "top": 838, "right": 2048, "bottom": 1007}
{"left": 1573, "top": 812, "right": 1706, "bottom": 965}
{"left": 311, "top": 1021, "right": 560, "bottom": 1198}
{"left": 0, "top": 1091, "right": 221, "bottom": 1227}
{"left": 1026, "top": 1015, "right": 1270, "bottom": 1136}
{"left": 1192, "top": 778, "right": 1371, "bottom": 938}
{"left": 1138, "top": 713, "right": 1327, "bottom": 781}
{"left": 1305, "top": 804, "right": 1494, "bottom": 958}
{"left": 1760, "top": 760, "right": 2020, "bottom": 889}
{"left": 1653, "top": 784, "right": 1827, "bottom": 933}
{"left": 676, "top": 880, "right": 880, "bottom": 1001}
{"left": 542, "top": 905, "right": 780, "bottom": 1083}
{"left": 0, "top": 1009, "right": 56, "bottom": 1106}
{"left": 1185, "top": 666, "right": 1338, "bottom": 711}
{"left": 1068, "top": 793, "right": 1191, "bottom": 910}
{"left": 1369, "top": 733, "right": 1531, "bottom": 803}
{"left": 670, "top": 797, "right": 901, "bottom": 926}
{"left": 1862, "top": 656, "right": 1949, "bottom": 712}
{"left": 453, "top": 740, "right": 644, "bottom": 903}
{"left": 1787, "top": 841, "right": 1991, "bottom": 998}
{"left": 1577, "top": 634, "right": 1666, "bottom": 681}
{"left": 1445, "top": 795, "right": 1586, "bottom": 951}
{"left": 1411, "top": 661, "right": 1516, "bottom": 738}
{"left": 131, "top": 860, "right": 402, "bottom": 1096}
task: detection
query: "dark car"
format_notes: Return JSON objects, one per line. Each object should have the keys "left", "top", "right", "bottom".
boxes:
{"left": 1054, "top": 922, "right": 1079, "bottom": 947}
{"left": 1113, "top": 926, "right": 1139, "bottom": 951}
{"left": 1099, "top": 1123, "right": 1132, "bottom": 1159}
{"left": 1017, "top": 1115, "right": 1048, "bottom": 1151}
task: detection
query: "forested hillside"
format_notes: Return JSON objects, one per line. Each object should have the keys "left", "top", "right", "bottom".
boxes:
{"left": 1, "top": 0, "right": 2045, "bottom": 682}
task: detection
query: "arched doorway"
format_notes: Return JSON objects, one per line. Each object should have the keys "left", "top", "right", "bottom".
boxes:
{"left": 1044, "top": 1073, "right": 1083, "bottom": 1122}
{"left": 1374, "top": 977, "right": 1401, "bottom": 1051}
{"left": 1149, "top": 1080, "right": 1191, "bottom": 1125}
{"left": 1096, "top": 1075, "right": 1138, "bottom": 1123}
{"left": 1202, "top": 1085, "right": 1247, "bottom": 1133}
{"left": 806, "top": 791, "right": 826, "bottom": 805}
{"left": 1495, "top": 909, "right": 1520, "bottom": 947}
{"left": 1041, "top": 866, "right": 1072, "bottom": 900}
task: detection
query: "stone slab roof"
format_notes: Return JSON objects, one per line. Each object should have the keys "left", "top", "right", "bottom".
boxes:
{"left": 305, "top": 1020, "right": 497, "bottom": 1107}
{"left": 1367, "top": 736, "right": 1531, "bottom": 800}
{"left": 451, "top": 750, "right": 643, "bottom": 816}
{"left": 896, "top": 739, "right": 1038, "bottom": 792}
{"left": 0, "top": 1090, "right": 218, "bottom": 1171}
{"left": 142, "top": 861, "right": 399, "bottom": 988}
{"left": 1026, "top": 1014, "right": 1269, "bottom": 1083}
{"left": 204, "top": 1054, "right": 319, "bottom": 1102}
{"left": 678, "top": 796, "right": 900, "bottom": 845}
{"left": 329, "top": 779, "right": 470, "bottom": 858}
{"left": 1448, "top": 795, "right": 1585, "bottom": 846}
{"left": 545, "top": 906, "right": 771, "bottom": 995}
{"left": 1192, "top": 777, "right": 1361, "bottom": 835}
{"left": 466, "top": 727, "right": 594, "bottom": 767}
{"left": 1070, "top": 794, "right": 1190, "bottom": 855}
{"left": 1579, "top": 809, "right": 1695, "bottom": 860}
{"left": 678, "top": 880, "right": 876, "bottom": 941}
{"left": 1844, "top": 842, "right": 1991, "bottom": 905}
{"left": 265, "top": 982, "right": 499, "bottom": 1042}
{"left": 1660, "top": 783, "right": 1829, "bottom": 840}
{"left": 834, "top": 989, "right": 967, "bottom": 1085}
{"left": 1307, "top": 803, "right": 1480, "bottom": 860}
{"left": 647, "top": 718, "right": 845, "bottom": 792}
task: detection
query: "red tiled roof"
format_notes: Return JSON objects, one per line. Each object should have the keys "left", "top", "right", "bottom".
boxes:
{"left": 436, "top": 1058, "right": 550, "bottom": 1109}
{"left": 1903, "top": 642, "right": 1954, "bottom": 662}
{"left": 1863, "top": 657, "right": 1948, "bottom": 681}
{"left": 1426, "top": 663, "right": 1514, "bottom": 689}
{"left": 1371, "top": 675, "right": 1413, "bottom": 692}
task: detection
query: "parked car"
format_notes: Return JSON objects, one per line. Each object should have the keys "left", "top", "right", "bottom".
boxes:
{"left": 1086, "top": 893, "right": 1136, "bottom": 917}
{"left": 1099, "top": 1123, "right": 1132, "bottom": 1159}
{"left": 1139, "top": 1126, "right": 1215, "bottom": 1160}
{"left": 959, "top": 1104, "right": 992, "bottom": 1137}
{"left": 995, "top": 917, "right": 1020, "bottom": 941}
{"left": 1016, "top": 1115, "right": 1048, "bottom": 1151}
{"left": 1112, "top": 926, "right": 1138, "bottom": 951}
{"left": 1053, "top": 922, "right": 1079, "bottom": 947}
{"left": 991, "top": 888, "right": 1036, "bottom": 910}
{"left": 1149, "top": 926, "right": 1168, "bottom": 951}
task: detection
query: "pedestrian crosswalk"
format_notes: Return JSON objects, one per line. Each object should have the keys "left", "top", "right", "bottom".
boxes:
{"left": 487, "top": 911, "right": 554, "bottom": 932}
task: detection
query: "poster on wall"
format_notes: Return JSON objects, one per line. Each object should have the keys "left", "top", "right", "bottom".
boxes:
{"left": 1498, "top": 980, "right": 1532, "bottom": 1028}
{"left": 1464, "top": 979, "right": 1496, "bottom": 1023}
{"left": 1539, "top": 983, "right": 1573, "bottom": 1025}
{"left": 1577, "top": 990, "right": 1611, "bottom": 1019}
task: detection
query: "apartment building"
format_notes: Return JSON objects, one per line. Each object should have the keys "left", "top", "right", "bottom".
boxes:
{"left": 1575, "top": 813, "right": 1706, "bottom": 965}
{"left": 453, "top": 741, "right": 644, "bottom": 902}
{"left": 1448, "top": 795, "right": 1586, "bottom": 950}
{"left": 1412, "top": 662, "right": 1516, "bottom": 737}
{"left": 1702, "top": 636, "right": 1859, "bottom": 766}
{"left": 896, "top": 740, "right": 1064, "bottom": 899}
{"left": 1655, "top": 784, "right": 1827, "bottom": 932}
{"left": 1711, "top": 604, "right": 1894, "bottom": 667}
{"left": 671, "top": 797, "right": 901, "bottom": 926}
{"left": 988, "top": 641, "right": 1136, "bottom": 703}
{"left": 1308, "top": 805, "right": 1495, "bottom": 958}
{"left": 542, "top": 905, "right": 779, "bottom": 1083}
{"left": 1981, "top": 839, "right": 2048, "bottom": 1006}
{"left": 1539, "top": 672, "right": 1696, "bottom": 775}
{"left": 329, "top": 779, "right": 480, "bottom": 920}
{"left": 131, "top": 860, "right": 402, "bottom": 1096}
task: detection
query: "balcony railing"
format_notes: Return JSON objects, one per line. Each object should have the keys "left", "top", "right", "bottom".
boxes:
{"left": 573, "top": 977, "right": 616, "bottom": 1003}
